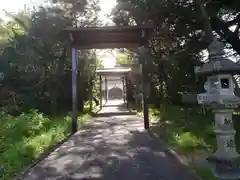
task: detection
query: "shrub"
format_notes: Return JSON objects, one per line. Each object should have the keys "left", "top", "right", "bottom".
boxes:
{"left": 0, "top": 110, "right": 83, "bottom": 179}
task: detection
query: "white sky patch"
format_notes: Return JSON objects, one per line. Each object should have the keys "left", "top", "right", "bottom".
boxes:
{"left": 0, "top": 0, "right": 42, "bottom": 19}
{"left": 0, "top": 0, "right": 117, "bottom": 23}
{"left": 98, "top": 0, "right": 117, "bottom": 68}
{"left": 229, "top": 25, "right": 237, "bottom": 32}
{"left": 99, "top": 0, "right": 117, "bottom": 25}
{"left": 97, "top": 49, "right": 117, "bottom": 68}
{"left": 101, "top": 54, "right": 117, "bottom": 68}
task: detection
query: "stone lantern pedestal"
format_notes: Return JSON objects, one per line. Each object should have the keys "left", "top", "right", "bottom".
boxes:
{"left": 208, "top": 105, "right": 240, "bottom": 180}
{"left": 195, "top": 37, "right": 240, "bottom": 180}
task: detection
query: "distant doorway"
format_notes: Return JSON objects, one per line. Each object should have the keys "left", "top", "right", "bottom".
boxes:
{"left": 108, "top": 86, "right": 123, "bottom": 100}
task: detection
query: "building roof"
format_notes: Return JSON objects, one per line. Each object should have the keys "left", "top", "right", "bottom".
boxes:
{"left": 196, "top": 38, "right": 240, "bottom": 75}
{"left": 196, "top": 58, "right": 240, "bottom": 75}
{"left": 96, "top": 67, "right": 131, "bottom": 76}
{"left": 58, "top": 26, "right": 153, "bottom": 49}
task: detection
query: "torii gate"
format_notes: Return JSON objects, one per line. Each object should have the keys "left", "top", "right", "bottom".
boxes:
{"left": 58, "top": 26, "right": 152, "bottom": 133}
{"left": 96, "top": 67, "right": 132, "bottom": 107}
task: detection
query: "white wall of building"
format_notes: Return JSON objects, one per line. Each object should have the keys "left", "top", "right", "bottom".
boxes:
{"left": 101, "top": 76, "right": 123, "bottom": 91}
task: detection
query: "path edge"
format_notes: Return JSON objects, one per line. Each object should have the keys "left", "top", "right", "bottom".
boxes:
{"left": 147, "top": 129, "right": 203, "bottom": 180}
{"left": 13, "top": 116, "right": 93, "bottom": 180}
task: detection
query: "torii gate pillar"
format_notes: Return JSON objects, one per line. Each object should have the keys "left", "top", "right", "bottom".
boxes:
{"left": 138, "top": 46, "right": 149, "bottom": 129}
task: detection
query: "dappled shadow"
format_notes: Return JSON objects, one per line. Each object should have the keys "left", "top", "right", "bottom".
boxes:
{"left": 18, "top": 115, "right": 199, "bottom": 180}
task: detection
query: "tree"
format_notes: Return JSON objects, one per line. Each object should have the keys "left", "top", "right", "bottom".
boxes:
{"left": 0, "top": 0, "right": 100, "bottom": 114}
{"left": 206, "top": 0, "right": 240, "bottom": 55}
{"left": 112, "top": 0, "right": 204, "bottom": 104}
{"left": 116, "top": 49, "right": 137, "bottom": 65}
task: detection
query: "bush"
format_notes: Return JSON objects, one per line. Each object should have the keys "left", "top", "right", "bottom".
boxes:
{"left": 0, "top": 110, "right": 86, "bottom": 179}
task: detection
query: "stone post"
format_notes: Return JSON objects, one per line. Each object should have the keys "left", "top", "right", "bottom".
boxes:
{"left": 122, "top": 76, "right": 126, "bottom": 103}
{"left": 105, "top": 76, "right": 108, "bottom": 102}
{"left": 99, "top": 76, "right": 102, "bottom": 109}
{"left": 213, "top": 108, "right": 238, "bottom": 159}
{"left": 208, "top": 105, "right": 240, "bottom": 180}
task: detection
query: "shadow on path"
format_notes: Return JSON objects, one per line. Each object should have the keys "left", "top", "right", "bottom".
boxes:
{"left": 18, "top": 104, "right": 199, "bottom": 180}
{"left": 17, "top": 102, "right": 198, "bottom": 180}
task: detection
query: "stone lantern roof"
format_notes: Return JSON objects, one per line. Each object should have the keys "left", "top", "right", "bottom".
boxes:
{"left": 195, "top": 37, "right": 240, "bottom": 76}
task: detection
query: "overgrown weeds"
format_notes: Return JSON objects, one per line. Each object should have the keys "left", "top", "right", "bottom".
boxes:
{"left": 0, "top": 109, "right": 89, "bottom": 179}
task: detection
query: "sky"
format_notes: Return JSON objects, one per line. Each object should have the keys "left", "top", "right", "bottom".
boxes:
{"left": 0, "top": 0, "right": 117, "bottom": 20}
{"left": 0, "top": 0, "right": 39, "bottom": 18}
{"left": 98, "top": 0, "right": 118, "bottom": 68}
{"left": 0, "top": 0, "right": 118, "bottom": 68}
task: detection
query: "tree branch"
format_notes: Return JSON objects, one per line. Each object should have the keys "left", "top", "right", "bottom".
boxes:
{"left": 211, "top": 16, "right": 240, "bottom": 55}
{"left": 195, "top": 0, "right": 213, "bottom": 42}
{"left": 226, "top": 13, "right": 240, "bottom": 26}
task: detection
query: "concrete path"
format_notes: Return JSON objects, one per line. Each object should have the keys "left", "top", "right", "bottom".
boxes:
{"left": 18, "top": 101, "right": 199, "bottom": 180}
{"left": 100, "top": 100, "right": 129, "bottom": 114}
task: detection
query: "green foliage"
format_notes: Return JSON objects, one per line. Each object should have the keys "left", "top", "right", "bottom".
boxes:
{"left": 0, "top": 0, "right": 239, "bottom": 178}
{"left": 0, "top": 110, "right": 89, "bottom": 179}
{"left": 115, "top": 0, "right": 240, "bottom": 55}
{"left": 0, "top": 3, "right": 100, "bottom": 114}
{"left": 113, "top": 0, "right": 206, "bottom": 104}
{"left": 113, "top": 0, "right": 240, "bottom": 104}
{"left": 148, "top": 105, "right": 240, "bottom": 179}
{"left": 0, "top": 2, "right": 100, "bottom": 178}
{"left": 150, "top": 105, "right": 215, "bottom": 152}
{"left": 149, "top": 105, "right": 240, "bottom": 153}
{"left": 190, "top": 164, "right": 216, "bottom": 180}
{"left": 116, "top": 49, "right": 137, "bottom": 65}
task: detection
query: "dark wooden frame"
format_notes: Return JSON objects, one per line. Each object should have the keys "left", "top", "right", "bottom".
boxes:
{"left": 58, "top": 26, "right": 152, "bottom": 133}
{"left": 96, "top": 68, "right": 131, "bottom": 109}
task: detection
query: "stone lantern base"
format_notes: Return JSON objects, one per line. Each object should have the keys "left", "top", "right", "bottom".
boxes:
{"left": 207, "top": 155, "right": 240, "bottom": 180}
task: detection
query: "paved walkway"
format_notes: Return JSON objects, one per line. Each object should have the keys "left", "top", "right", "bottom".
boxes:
{"left": 18, "top": 101, "right": 199, "bottom": 180}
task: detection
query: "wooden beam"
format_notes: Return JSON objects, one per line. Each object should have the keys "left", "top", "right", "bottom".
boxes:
{"left": 58, "top": 26, "right": 153, "bottom": 49}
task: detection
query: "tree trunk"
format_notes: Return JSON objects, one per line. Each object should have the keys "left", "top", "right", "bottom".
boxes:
{"left": 89, "top": 81, "right": 93, "bottom": 112}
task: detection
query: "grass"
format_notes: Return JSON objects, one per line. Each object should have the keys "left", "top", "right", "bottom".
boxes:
{"left": 151, "top": 104, "right": 240, "bottom": 179}
{"left": 190, "top": 164, "right": 216, "bottom": 180}
{"left": 149, "top": 104, "right": 240, "bottom": 151}
{"left": 150, "top": 105, "right": 215, "bottom": 153}
{"left": 133, "top": 104, "right": 240, "bottom": 179}
{"left": 147, "top": 105, "right": 216, "bottom": 179}
{"left": 131, "top": 103, "right": 216, "bottom": 152}
{"left": 0, "top": 109, "right": 90, "bottom": 180}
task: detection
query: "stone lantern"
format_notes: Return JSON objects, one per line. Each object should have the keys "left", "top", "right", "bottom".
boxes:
{"left": 195, "top": 37, "right": 240, "bottom": 180}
